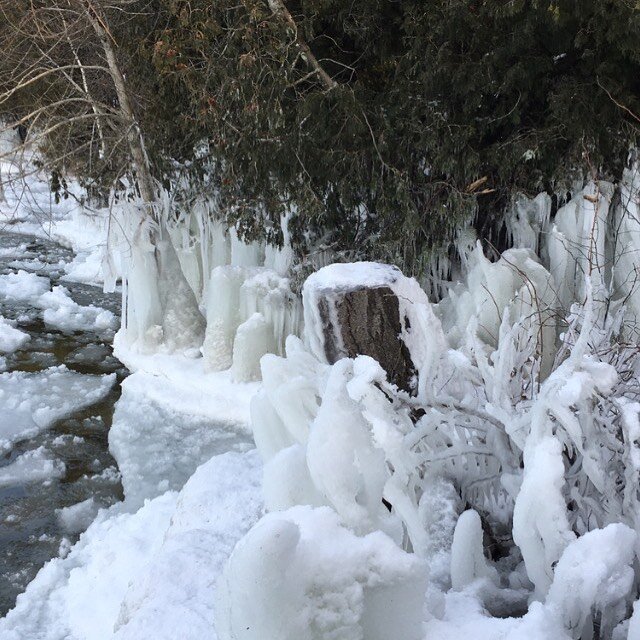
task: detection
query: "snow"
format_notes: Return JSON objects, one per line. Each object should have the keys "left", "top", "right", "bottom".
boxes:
{"left": 114, "top": 451, "right": 263, "bottom": 640}
{"left": 0, "top": 366, "right": 116, "bottom": 452}
{"left": 0, "top": 447, "right": 65, "bottom": 487}
{"left": 110, "top": 369, "right": 254, "bottom": 508}
{"left": 216, "top": 505, "right": 428, "bottom": 640}
{"left": 0, "top": 493, "right": 178, "bottom": 640}
{"left": 0, "top": 315, "right": 30, "bottom": 353}
{"left": 545, "top": 524, "right": 636, "bottom": 638}
{"left": 0, "top": 451, "right": 262, "bottom": 640}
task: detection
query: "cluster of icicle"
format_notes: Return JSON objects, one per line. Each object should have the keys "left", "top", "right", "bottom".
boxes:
{"left": 109, "top": 193, "right": 302, "bottom": 381}
{"left": 215, "top": 162, "right": 640, "bottom": 639}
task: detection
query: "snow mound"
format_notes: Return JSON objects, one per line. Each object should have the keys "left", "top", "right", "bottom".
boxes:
{"left": 114, "top": 450, "right": 263, "bottom": 639}
{"left": 0, "top": 493, "right": 177, "bottom": 640}
{"left": 0, "top": 366, "right": 116, "bottom": 452}
{"left": 0, "top": 447, "right": 65, "bottom": 487}
{"left": 216, "top": 505, "right": 428, "bottom": 640}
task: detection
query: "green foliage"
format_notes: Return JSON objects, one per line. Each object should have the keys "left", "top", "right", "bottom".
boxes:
{"left": 4, "top": 1, "right": 640, "bottom": 272}
{"left": 136, "top": 0, "right": 640, "bottom": 272}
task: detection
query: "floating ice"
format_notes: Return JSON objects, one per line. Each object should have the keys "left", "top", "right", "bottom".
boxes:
{"left": 0, "top": 315, "right": 29, "bottom": 353}
{"left": 38, "top": 285, "right": 117, "bottom": 334}
{"left": 0, "top": 447, "right": 65, "bottom": 487}
{"left": 0, "top": 270, "right": 49, "bottom": 302}
{"left": 0, "top": 366, "right": 116, "bottom": 452}
{"left": 56, "top": 498, "right": 101, "bottom": 535}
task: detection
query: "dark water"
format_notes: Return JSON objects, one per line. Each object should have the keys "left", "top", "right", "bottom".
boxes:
{"left": 0, "top": 233, "right": 125, "bottom": 615}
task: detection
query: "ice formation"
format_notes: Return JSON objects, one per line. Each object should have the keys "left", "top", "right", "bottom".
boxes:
{"left": 216, "top": 506, "right": 428, "bottom": 640}
{"left": 450, "top": 510, "right": 496, "bottom": 591}
{"left": 108, "top": 348, "right": 255, "bottom": 507}
{"left": 115, "top": 201, "right": 301, "bottom": 382}
{"left": 8, "top": 149, "right": 640, "bottom": 640}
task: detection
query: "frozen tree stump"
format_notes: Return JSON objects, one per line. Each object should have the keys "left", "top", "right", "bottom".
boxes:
{"left": 303, "top": 262, "right": 420, "bottom": 394}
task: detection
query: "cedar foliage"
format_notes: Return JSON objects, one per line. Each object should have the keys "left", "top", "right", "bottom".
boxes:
{"left": 139, "top": 0, "right": 640, "bottom": 270}
{"left": 4, "top": 1, "right": 640, "bottom": 271}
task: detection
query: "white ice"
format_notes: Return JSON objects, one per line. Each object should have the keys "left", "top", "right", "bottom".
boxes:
{"left": 0, "top": 447, "right": 65, "bottom": 487}
{"left": 0, "top": 366, "right": 116, "bottom": 452}
{"left": 38, "top": 285, "right": 117, "bottom": 333}
{"left": 0, "top": 270, "right": 49, "bottom": 302}
{"left": 0, "top": 315, "right": 29, "bottom": 353}
{"left": 56, "top": 498, "right": 102, "bottom": 535}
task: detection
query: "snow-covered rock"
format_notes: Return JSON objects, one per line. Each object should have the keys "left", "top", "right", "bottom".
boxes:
{"left": 303, "top": 261, "right": 445, "bottom": 394}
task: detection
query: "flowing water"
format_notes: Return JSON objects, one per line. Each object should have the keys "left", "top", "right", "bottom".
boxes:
{"left": 0, "top": 233, "right": 125, "bottom": 615}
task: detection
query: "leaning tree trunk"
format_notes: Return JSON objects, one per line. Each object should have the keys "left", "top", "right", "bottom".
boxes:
{"left": 86, "top": 2, "right": 204, "bottom": 351}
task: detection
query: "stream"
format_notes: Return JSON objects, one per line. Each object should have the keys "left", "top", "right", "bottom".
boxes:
{"left": 0, "top": 233, "right": 125, "bottom": 616}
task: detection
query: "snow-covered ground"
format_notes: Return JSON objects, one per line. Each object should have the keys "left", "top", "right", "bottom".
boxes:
{"left": 0, "top": 148, "right": 118, "bottom": 288}
{"left": 0, "top": 450, "right": 262, "bottom": 640}
{"left": 5, "top": 133, "right": 640, "bottom": 639}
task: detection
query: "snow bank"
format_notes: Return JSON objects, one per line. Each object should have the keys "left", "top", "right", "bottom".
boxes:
{"left": 0, "top": 450, "right": 262, "bottom": 640}
{"left": 216, "top": 505, "right": 428, "bottom": 640}
{"left": 0, "top": 366, "right": 116, "bottom": 452}
{"left": 0, "top": 493, "right": 178, "bottom": 640}
{"left": 110, "top": 337, "right": 256, "bottom": 506}
{"left": 114, "top": 451, "right": 263, "bottom": 640}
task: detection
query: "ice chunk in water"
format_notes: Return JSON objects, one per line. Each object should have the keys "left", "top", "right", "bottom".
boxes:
{"left": 0, "top": 270, "right": 50, "bottom": 302}
{"left": 0, "top": 366, "right": 116, "bottom": 452}
{"left": 38, "top": 286, "right": 118, "bottom": 334}
{"left": 0, "top": 447, "right": 65, "bottom": 487}
{"left": 56, "top": 498, "right": 101, "bottom": 534}
{"left": 0, "top": 315, "right": 30, "bottom": 353}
